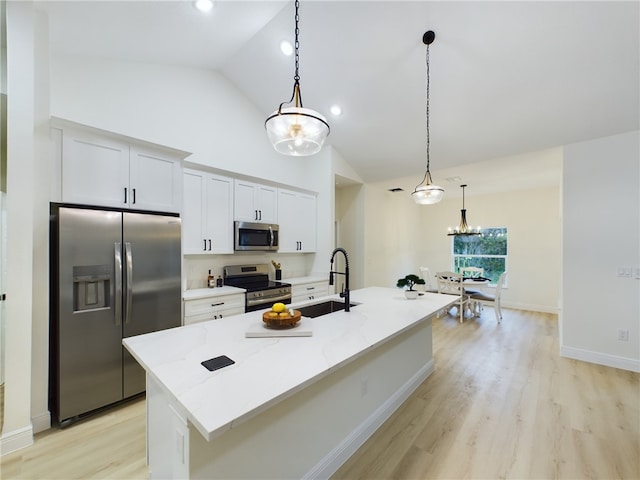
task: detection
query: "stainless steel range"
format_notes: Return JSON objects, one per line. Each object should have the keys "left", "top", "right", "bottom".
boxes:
{"left": 223, "top": 264, "right": 291, "bottom": 312}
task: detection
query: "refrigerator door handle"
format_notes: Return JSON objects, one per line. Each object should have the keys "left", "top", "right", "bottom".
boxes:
{"left": 114, "top": 242, "right": 122, "bottom": 326}
{"left": 125, "top": 242, "right": 133, "bottom": 324}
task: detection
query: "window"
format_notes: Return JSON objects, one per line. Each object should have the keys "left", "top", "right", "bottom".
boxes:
{"left": 452, "top": 227, "right": 507, "bottom": 285}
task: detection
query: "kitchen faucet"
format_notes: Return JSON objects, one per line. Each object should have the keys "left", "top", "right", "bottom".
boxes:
{"left": 329, "top": 247, "right": 350, "bottom": 312}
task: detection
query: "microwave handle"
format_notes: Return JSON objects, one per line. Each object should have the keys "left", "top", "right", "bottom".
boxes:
{"left": 268, "top": 225, "right": 274, "bottom": 248}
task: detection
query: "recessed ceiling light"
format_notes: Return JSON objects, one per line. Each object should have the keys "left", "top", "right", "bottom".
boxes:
{"left": 280, "top": 40, "right": 293, "bottom": 56}
{"left": 193, "top": 0, "right": 213, "bottom": 13}
{"left": 330, "top": 105, "right": 343, "bottom": 116}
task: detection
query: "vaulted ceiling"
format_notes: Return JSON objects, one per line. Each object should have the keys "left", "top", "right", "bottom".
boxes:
{"left": 39, "top": 1, "right": 639, "bottom": 196}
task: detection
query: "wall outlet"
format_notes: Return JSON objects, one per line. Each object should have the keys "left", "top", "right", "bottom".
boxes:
{"left": 618, "top": 329, "right": 629, "bottom": 342}
{"left": 617, "top": 267, "right": 633, "bottom": 278}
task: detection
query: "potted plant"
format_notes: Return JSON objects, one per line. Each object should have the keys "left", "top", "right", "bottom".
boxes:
{"left": 396, "top": 274, "right": 425, "bottom": 299}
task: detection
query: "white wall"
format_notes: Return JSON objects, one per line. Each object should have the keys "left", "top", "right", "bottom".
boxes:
{"left": 336, "top": 184, "right": 365, "bottom": 290}
{"left": 50, "top": 55, "right": 316, "bottom": 190}
{"left": 360, "top": 180, "right": 562, "bottom": 313}
{"left": 2, "top": 1, "right": 50, "bottom": 453}
{"left": 362, "top": 184, "right": 425, "bottom": 289}
{"left": 561, "top": 131, "right": 640, "bottom": 372}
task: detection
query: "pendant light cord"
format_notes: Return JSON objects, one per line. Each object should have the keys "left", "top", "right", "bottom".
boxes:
{"left": 279, "top": 0, "right": 303, "bottom": 112}
{"left": 415, "top": 42, "right": 432, "bottom": 190}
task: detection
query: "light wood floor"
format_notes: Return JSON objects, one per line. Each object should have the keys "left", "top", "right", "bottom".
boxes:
{"left": 2, "top": 309, "right": 638, "bottom": 479}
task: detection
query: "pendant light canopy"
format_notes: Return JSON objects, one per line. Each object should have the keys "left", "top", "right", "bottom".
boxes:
{"left": 265, "top": 0, "right": 329, "bottom": 156}
{"left": 412, "top": 30, "right": 444, "bottom": 205}
{"left": 447, "top": 185, "right": 481, "bottom": 236}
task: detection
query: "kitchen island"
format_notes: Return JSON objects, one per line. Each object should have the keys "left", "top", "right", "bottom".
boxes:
{"left": 123, "top": 287, "right": 457, "bottom": 479}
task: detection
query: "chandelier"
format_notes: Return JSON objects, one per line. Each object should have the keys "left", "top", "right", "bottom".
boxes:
{"left": 447, "top": 184, "right": 481, "bottom": 236}
{"left": 265, "top": 0, "right": 329, "bottom": 156}
{"left": 411, "top": 30, "right": 444, "bottom": 205}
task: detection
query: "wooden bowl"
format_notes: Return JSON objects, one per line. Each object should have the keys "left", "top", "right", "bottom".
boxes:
{"left": 262, "top": 309, "right": 302, "bottom": 329}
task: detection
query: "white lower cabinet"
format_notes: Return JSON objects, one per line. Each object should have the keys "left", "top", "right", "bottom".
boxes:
{"left": 183, "top": 293, "right": 245, "bottom": 325}
{"left": 292, "top": 280, "right": 330, "bottom": 303}
{"left": 147, "top": 377, "right": 189, "bottom": 479}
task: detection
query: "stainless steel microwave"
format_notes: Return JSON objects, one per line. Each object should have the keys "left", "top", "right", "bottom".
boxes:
{"left": 234, "top": 221, "right": 279, "bottom": 251}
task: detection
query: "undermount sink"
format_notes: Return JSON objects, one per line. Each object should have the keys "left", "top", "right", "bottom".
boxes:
{"left": 297, "top": 300, "right": 359, "bottom": 318}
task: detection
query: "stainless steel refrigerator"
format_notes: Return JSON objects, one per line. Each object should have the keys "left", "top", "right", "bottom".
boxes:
{"left": 49, "top": 204, "right": 181, "bottom": 426}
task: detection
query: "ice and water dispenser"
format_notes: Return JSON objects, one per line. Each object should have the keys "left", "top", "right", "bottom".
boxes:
{"left": 72, "top": 264, "right": 111, "bottom": 312}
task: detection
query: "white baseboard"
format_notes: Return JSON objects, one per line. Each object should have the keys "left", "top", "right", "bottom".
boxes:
{"left": 502, "top": 301, "right": 559, "bottom": 314}
{"left": 303, "top": 359, "right": 435, "bottom": 480}
{"left": 32, "top": 410, "right": 51, "bottom": 434}
{"left": 561, "top": 345, "right": 640, "bottom": 373}
{"left": 0, "top": 424, "right": 34, "bottom": 456}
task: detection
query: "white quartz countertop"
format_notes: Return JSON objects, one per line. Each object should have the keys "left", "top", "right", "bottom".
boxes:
{"left": 284, "top": 276, "right": 329, "bottom": 285}
{"left": 183, "top": 286, "right": 246, "bottom": 300}
{"left": 123, "top": 287, "right": 457, "bottom": 442}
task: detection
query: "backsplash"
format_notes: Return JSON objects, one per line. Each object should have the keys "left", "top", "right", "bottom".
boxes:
{"left": 183, "top": 252, "right": 316, "bottom": 290}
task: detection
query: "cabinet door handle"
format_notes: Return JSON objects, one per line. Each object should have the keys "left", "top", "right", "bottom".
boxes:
{"left": 124, "top": 187, "right": 127, "bottom": 204}
{"left": 208, "top": 239, "right": 212, "bottom": 251}
{"left": 211, "top": 302, "right": 224, "bottom": 307}
{"left": 255, "top": 210, "right": 258, "bottom": 220}
{"left": 203, "top": 239, "right": 207, "bottom": 251}
{"left": 132, "top": 188, "right": 136, "bottom": 204}
{"left": 306, "top": 287, "right": 314, "bottom": 290}
{"left": 258, "top": 210, "right": 262, "bottom": 221}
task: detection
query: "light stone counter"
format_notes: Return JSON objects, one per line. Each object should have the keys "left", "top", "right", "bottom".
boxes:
{"left": 182, "top": 285, "right": 245, "bottom": 300}
{"left": 284, "top": 275, "right": 328, "bottom": 285}
{"left": 123, "top": 287, "right": 457, "bottom": 479}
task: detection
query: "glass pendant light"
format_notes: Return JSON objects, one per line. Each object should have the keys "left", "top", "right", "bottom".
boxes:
{"left": 265, "top": 0, "right": 329, "bottom": 156}
{"left": 412, "top": 30, "right": 444, "bottom": 205}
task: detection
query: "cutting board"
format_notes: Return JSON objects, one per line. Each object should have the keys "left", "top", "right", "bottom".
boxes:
{"left": 245, "top": 318, "right": 313, "bottom": 338}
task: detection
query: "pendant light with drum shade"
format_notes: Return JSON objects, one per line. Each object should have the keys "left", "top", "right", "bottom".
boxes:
{"left": 265, "top": 0, "right": 329, "bottom": 156}
{"left": 412, "top": 31, "right": 444, "bottom": 205}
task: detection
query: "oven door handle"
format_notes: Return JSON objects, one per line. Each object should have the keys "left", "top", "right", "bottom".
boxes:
{"left": 246, "top": 292, "right": 291, "bottom": 307}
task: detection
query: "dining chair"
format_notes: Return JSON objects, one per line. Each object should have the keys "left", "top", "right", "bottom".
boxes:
{"left": 459, "top": 266, "right": 484, "bottom": 298}
{"left": 418, "top": 266, "right": 439, "bottom": 293}
{"left": 435, "top": 271, "right": 470, "bottom": 323}
{"left": 460, "top": 266, "right": 484, "bottom": 278}
{"left": 469, "top": 271, "right": 507, "bottom": 323}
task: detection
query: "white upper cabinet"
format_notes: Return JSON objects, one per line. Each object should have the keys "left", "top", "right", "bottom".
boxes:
{"left": 60, "top": 125, "right": 183, "bottom": 213}
{"left": 234, "top": 180, "right": 277, "bottom": 223}
{"left": 62, "top": 130, "right": 130, "bottom": 208}
{"left": 129, "top": 147, "right": 182, "bottom": 213}
{"left": 277, "top": 188, "right": 317, "bottom": 253}
{"left": 183, "top": 169, "right": 234, "bottom": 255}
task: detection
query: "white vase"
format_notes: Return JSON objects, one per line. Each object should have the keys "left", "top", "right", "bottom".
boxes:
{"left": 404, "top": 290, "right": 419, "bottom": 300}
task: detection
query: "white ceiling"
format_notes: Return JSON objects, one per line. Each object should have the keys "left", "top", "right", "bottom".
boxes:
{"left": 38, "top": 0, "right": 639, "bottom": 197}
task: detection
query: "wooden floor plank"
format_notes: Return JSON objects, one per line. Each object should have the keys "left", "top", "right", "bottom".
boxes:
{"left": 332, "top": 309, "right": 639, "bottom": 480}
